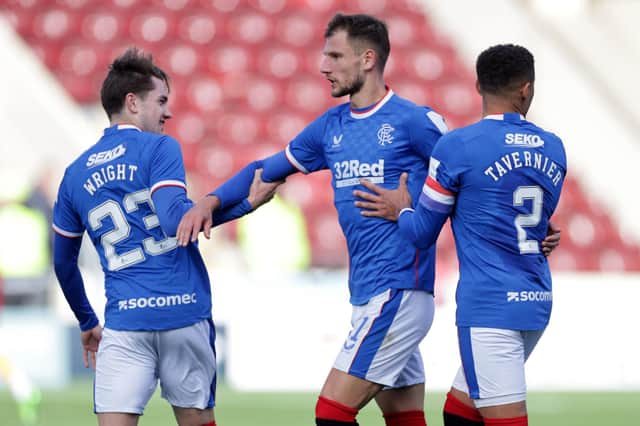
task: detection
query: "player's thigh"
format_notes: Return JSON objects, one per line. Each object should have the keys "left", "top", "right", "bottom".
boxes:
{"left": 158, "top": 319, "right": 217, "bottom": 410}
{"left": 453, "top": 327, "right": 544, "bottom": 408}
{"left": 333, "top": 289, "right": 434, "bottom": 388}
{"left": 172, "top": 406, "right": 214, "bottom": 426}
{"left": 95, "top": 328, "right": 157, "bottom": 415}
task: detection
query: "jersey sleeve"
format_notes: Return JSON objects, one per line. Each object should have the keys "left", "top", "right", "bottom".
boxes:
{"left": 417, "top": 133, "right": 462, "bottom": 215}
{"left": 52, "top": 170, "right": 84, "bottom": 237}
{"left": 149, "top": 136, "right": 187, "bottom": 195}
{"left": 408, "top": 107, "right": 448, "bottom": 161}
{"left": 285, "top": 112, "right": 329, "bottom": 173}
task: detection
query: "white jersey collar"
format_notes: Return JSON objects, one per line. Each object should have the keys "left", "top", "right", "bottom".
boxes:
{"left": 484, "top": 113, "right": 526, "bottom": 121}
{"left": 117, "top": 124, "right": 142, "bottom": 131}
{"left": 350, "top": 89, "right": 394, "bottom": 119}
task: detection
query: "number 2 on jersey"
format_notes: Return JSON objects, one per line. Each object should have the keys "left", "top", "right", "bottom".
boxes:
{"left": 513, "top": 186, "right": 543, "bottom": 254}
{"left": 88, "top": 189, "right": 177, "bottom": 271}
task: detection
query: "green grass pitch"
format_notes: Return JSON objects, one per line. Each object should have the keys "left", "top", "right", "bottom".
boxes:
{"left": 1, "top": 380, "right": 638, "bottom": 425}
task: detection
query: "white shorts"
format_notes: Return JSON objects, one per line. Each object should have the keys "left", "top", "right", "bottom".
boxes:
{"left": 452, "top": 327, "right": 544, "bottom": 408}
{"left": 94, "top": 319, "right": 216, "bottom": 414}
{"left": 333, "top": 289, "right": 434, "bottom": 388}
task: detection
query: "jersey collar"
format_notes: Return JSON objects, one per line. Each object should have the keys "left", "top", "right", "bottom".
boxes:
{"left": 104, "top": 123, "right": 142, "bottom": 135}
{"left": 349, "top": 88, "right": 394, "bottom": 119}
{"left": 484, "top": 113, "right": 526, "bottom": 122}
{"left": 116, "top": 124, "right": 141, "bottom": 131}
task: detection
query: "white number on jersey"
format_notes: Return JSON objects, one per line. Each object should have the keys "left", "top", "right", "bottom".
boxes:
{"left": 513, "top": 186, "right": 543, "bottom": 254}
{"left": 88, "top": 191, "right": 176, "bottom": 271}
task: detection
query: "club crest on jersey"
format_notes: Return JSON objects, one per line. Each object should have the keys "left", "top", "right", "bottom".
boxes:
{"left": 377, "top": 123, "right": 395, "bottom": 146}
{"left": 86, "top": 144, "right": 126, "bottom": 167}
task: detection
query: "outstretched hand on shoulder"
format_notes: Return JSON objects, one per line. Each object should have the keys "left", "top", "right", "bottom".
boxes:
{"left": 353, "top": 172, "right": 412, "bottom": 221}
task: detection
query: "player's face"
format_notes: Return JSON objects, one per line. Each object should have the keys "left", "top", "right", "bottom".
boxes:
{"left": 137, "top": 76, "right": 172, "bottom": 134}
{"left": 320, "top": 30, "right": 365, "bottom": 98}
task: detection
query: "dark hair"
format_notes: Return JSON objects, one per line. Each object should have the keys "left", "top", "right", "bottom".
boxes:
{"left": 476, "top": 44, "right": 534, "bottom": 95}
{"left": 325, "top": 13, "right": 390, "bottom": 72}
{"left": 100, "top": 48, "right": 169, "bottom": 119}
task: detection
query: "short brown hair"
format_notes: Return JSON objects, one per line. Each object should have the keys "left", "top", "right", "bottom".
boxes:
{"left": 100, "top": 48, "right": 169, "bottom": 119}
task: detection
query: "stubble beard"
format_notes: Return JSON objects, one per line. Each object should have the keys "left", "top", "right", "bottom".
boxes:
{"left": 332, "top": 74, "right": 365, "bottom": 98}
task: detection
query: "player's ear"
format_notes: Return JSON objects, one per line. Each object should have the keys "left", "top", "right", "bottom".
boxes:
{"left": 475, "top": 80, "right": 482, "bottom": 95}
{"left": 520, "top": 81, "right": 533, "bottom": 101}
{"left": 124, "top": 92, "right": 138, "bottom": 114}
{"left": 362, "top": 48, "right": 376, "bottom": 71}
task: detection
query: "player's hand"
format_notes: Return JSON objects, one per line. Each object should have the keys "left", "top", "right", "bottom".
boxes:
{"left": 353, "top": 172, "right": 412, "bottom": 221}
{"left": 80, "top": 325, "right": 102, "bottom": 370}
{"left": 176, "top": 195, "right": 220, "bottom": 246}
{"left": 542, "top": 221, "right": 561, "bottom": 257}
{"left": 247, "top": 169, "right": 283, "bottom": 210}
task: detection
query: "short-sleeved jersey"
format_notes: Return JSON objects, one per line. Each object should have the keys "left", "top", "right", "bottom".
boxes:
{"left": 421, "top": 113, "right": 567, "bottom": 329}
{"left": 53, "top": 124, "right": 211, "bottom": 331}
{"left": 286, "top": 90, "right": 447, "bottom": 305}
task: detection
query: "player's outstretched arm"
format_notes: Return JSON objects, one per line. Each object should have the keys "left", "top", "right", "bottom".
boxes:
{"left": 353, "top": 172, "right": 412, "bottom": 221}
{"left": 541, "top": 221, "right": 561, "bottom": 257}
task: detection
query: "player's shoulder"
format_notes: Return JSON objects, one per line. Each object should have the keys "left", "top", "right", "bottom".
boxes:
{"left": 389, "top": 93, "right": 448, "bottom": 134}
{"left": 325, "top": 101, "right": 351, "bottom": 118}
{"left": 522, "top": 120, "right": 565, "bottom": 152}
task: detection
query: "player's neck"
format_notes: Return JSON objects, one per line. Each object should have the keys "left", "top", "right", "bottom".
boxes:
{"left": 482, "top": 98, "right": 528, "bottom": 118}
{"left": 349, "top": 78, "right": 387, "bottom": 110}
{"left": 110, "top": 113, "right": 140, "bottom": 129}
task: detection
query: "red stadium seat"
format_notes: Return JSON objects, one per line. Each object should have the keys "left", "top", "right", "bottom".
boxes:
{"left": 177, "top": 12, "right": 218, "bottom": 45}
{"left": 258, "top": 45, "right": 300, "bottom": 79}
{"left": 173, "top": 110, "right": 208, "bottom": 146}
{"left": 226, "top": 11, "right": 272, "bottom": 44}
{"left": 157, "top": 43, "right": 202, "bottom": 76}
{"left": 243, "top": 77, "right": 280, "bottom": 112}
{"left": 248, "top": 0, "right": 287, "bottom": 15}
{"left": 214, "top": 112, "right": 261, "bottom": 146}
{"left": 274, "top": 13, "right": 316, "bottom": 47}
{"left": 265, "top": 110, "right": 307, "bottom": 142}
{"left": 32, "top": 8, "right": 78, "bottom": 41}
{"left": 206, "top": 0, "right": 242, "bottom": 14}
{"left": 153, "top": 0, "right": 194, "bottom": 12}
{"left": 185, "top": 75, "right": 224, "bottom": 112}
{"left": 59, "top": 42, "right": 105, "bottom": 77}
{"left": 391, "top": 79, "right": 431, "bottom": 107}
{"left": 208, "top": 44, "right": 253, "bottom": 75}
{"left": 386, "top": 15, "right": 421, "bottom": 48}
{"left": 81, "top": 11, "right": 125, "bottom": 43}
{"left": 285, "top": 77, "right": 329, "bottom": 114}
{"left": 128, "top": 10, "right": 176, "bottom": 45}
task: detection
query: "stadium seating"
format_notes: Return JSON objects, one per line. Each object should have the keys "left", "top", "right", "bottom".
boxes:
{"left": 2, "top": 0, "right": 637, "bottom": 270}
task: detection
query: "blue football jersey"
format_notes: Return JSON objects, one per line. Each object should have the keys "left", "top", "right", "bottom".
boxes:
{"left": 286, "top": 90, "right": 447, "bottom": 305}
{"left": 52, "top": 124, "right": 211, "bottom": 331}
{"left": 420, "top": 113, "right": 567, "bottom": 329}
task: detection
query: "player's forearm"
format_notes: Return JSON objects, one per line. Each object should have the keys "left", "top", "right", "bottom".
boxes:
{"left": 53, "top": 234, "right": 99, "bottom": 331}
{"left": 212, "top": 199, "right": 253, "bottom": 227}
{"left": 211, "top": 160, "right": 265, "bottom": 209}
{"left": 398, "top": 204, "right": 448, "bottom": 249}
{"left": 212, "top": 152, "right": 296, "bottom": 209}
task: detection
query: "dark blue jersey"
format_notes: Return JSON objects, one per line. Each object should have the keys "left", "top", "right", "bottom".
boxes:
{"left": 418, "top": 113, "right": 567, "bottom": 329}
{"left": 53, "top": 125, "right": 211, "bottom": 331}
{"left": 286, "top": 90, "right": 447, "bottom": 305}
